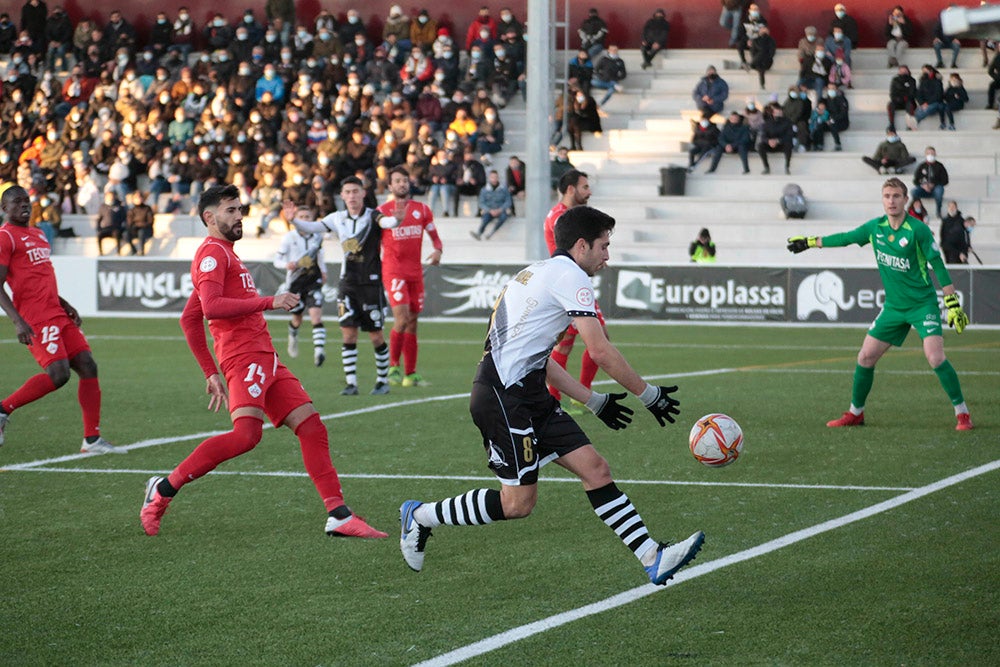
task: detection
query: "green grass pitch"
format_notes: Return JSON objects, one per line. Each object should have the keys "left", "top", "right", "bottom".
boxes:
{"left": 1, "top": 319, "right": 997, "bottom": 666}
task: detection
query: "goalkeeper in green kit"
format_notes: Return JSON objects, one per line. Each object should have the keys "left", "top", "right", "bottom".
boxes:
{"left": 786, "top": 178, "right": 973, "bottom": 431}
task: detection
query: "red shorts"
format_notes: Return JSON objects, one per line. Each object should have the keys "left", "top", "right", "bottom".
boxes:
{"left": 222, "top": 352, "right": 312, "bottom": 427}
{"left": 382, "top": 274, "right": 425, "bottom": 314}
{"left": 27, "top": 315, "right": 91, "bottom": 368}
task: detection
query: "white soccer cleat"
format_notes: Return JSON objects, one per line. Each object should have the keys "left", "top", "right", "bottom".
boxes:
{"left": 287, "top": 333, "right": 299, "bottom": 358}
{"left": 80, "top": 437, "right": 126, "bottom": 455}
{"left": 644, "top": 531, "right": 705, "bottom": 585}
{"left": 0, "top": 411, "right": 8, "bottom": 446}
{"left": 400, "top": 500, "right": 433, "bottom": 572}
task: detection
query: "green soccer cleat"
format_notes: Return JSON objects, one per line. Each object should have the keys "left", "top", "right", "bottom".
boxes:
{"left": 387, "top": 366, "right": 403, "bottom": 385}
{"left": 401, "top": 373, "right": 427, "bottom": 387}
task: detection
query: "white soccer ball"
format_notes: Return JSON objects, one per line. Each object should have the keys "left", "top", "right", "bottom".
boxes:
{"left": 689, "top": 413, "right": 744, "bottom": 467}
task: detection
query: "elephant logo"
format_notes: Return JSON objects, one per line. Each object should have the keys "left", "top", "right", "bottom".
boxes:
{"left": 797, "top": 271, "right": 856, "bottom": 321}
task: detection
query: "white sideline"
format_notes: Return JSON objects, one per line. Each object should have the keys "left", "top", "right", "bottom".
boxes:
{"left": 412, "top": 459, "right": 1000, "bottom": 667}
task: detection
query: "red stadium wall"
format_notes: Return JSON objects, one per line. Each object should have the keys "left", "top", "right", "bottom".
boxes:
{"left": 58, "top": 0, "right": 959, "bottom": 50}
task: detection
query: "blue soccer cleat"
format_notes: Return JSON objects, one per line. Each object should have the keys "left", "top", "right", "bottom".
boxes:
{"left": 399, "top": 500, "right": 433, "bottom": 572}
{"left": 645, "top": 531, "right": 705, "bottom": 585}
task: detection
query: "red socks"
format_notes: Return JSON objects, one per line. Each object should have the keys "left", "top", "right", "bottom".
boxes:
{"left": 402, "top": 332, "right": 418, "bottom": 376}
{"left": 389, "top": 328, "right": 403, "bottom": 368}
{"left": 78, "top": 377, "right": 102, "bottom": 439}
{"left": 168, "top": 416, "right": 263, "bottom": 490}
{"left": 1, "top": 373, "right": 58, "bottom": 414}
{"left": 294, "top": 412, "right": 344, "bottom": 511}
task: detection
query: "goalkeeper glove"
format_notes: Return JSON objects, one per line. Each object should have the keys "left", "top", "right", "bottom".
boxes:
{"left": 944, "top": 294, "right": 968, "bottom": 334}
{"left": 639, "top": 384, "right": 680, "bottom": 426}
{"left": 586, "top": 392, "right": 634, "bottom": 431}
{"left": 787, "top": 236, "right": 818, "bottom": 253}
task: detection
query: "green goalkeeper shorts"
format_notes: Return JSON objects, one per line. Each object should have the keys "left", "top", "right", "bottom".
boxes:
{"left": 868, "top": 301, "right": 943, "bottom": 346}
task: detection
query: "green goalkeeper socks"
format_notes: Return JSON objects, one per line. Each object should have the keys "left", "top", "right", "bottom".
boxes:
{"left": 850, "top": 364, "right": 875, "bottom": 411}
{"left": 933, "top": 360, "right": 965, "bottom": 406}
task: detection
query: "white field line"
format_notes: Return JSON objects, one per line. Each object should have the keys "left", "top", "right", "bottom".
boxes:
{"left": 4, "top": 467, "right": 915, "bottom": 492}
{"left": 0, "top": 369, "right": 732, "bottom": 472}
{"left": 412, "top": 458, "right": 1000, "bottom": 667}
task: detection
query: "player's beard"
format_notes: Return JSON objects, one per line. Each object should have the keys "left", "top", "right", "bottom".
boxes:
{"left": 221, "top": 220, "right": 244, "bottom": 242}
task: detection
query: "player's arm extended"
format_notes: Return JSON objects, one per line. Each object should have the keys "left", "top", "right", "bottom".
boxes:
{"left": 0, "top": 263, "right": 33, "bottom": 344}
{"left": 197, "top": 279, "right": 275, "bottom": 319}
{"left": 179, "top": 290, "right": 219, "bottom": 378}
{"left": 574, "top": 315, "right": 646, "bottom": 395}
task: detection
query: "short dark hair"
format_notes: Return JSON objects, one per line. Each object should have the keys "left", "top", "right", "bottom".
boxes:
{"left": 197, "top": 184, "right": 240, "bottom": 225}
{"left": 1, "top": 184, "right": 26, "bottom": 206}
{"left": 557, "top": 169, "right": 587, "bottom": 194}
{"left": 340, "top": 175, "right": 363, "bottom": 190}
{"left": 554, "top": 205, "right": 615, "bottom": 251}
{"left": 389, "top": 165, "right": 409, "bottom": 179}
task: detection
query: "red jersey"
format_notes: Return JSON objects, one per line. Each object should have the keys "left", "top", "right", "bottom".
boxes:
{"left": 0, "top": 223, "right": 63, "bottom": 326}
{"left": 544, "top": 202, "right": 569, "bottom": 255}
{"left": 183, "top": 237, "right": 274, "bottom": 374}
{"left": 378, "top": 199, "right": 442, "bottom": 280}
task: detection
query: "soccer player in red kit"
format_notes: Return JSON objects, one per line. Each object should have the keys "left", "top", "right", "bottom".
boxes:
{"left": 140, "top": 185, "right": 386, "bottom": 539}
{"left": 377, "top": 166, "right": 443, "bottom": 387}
{"left": 544, "top": 169, "right": 608, "bottom": 407}
{"left": 0, "top": 185, "right": 121, "bottom": 453}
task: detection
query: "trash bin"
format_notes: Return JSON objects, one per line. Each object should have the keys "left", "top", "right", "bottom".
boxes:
{"left": 659, "top": 166, "right": 686, "bottom": 196}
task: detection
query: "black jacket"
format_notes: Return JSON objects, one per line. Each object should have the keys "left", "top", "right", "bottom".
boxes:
{"left": 913, "top": 161, "right": 949, "bottom": 188}
{"left": 889, "top": 73, "right": 916, "bottom": 105}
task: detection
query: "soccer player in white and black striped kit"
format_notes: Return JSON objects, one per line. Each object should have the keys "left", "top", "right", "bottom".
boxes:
{"left": 399, "top": 206, "right": 705, "bottom": 585}
{"left": 274, "top": 206, "right": 328, "bottom": 367}
{"left": 283, "top": 177, "right": 399, "bottom": 396}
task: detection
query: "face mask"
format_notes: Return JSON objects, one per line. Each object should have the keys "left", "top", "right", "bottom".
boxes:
{"left": 253, "top": 53, "right": 263, "bottom": 61}
{"left": 576, "top": 95, "right": 585, "bottom": 103}
{"left": 836, "top": 59, "right": 844, "bottom": 65}
{"left": 788, "top": 92, "right": 798, "bottom": 99}
{"left": 119, "top": 56, "right": 129, "bottom": 64}
{"left": 298, "top": 31, "right": 307, "bottom": 39}
{"left": 266, "top": 34, "right": 277, "bottom": 42}
{"left": 926, "top": 155, "right": 936, "bottom": 163}
{"left": 237, "top": 33, "right": 248, "bottom": 41}
{"left": 0, "top": 156, "right": 8, "bottom": 164}
{"left": 214, "top": 19, "right": 225, "bottom": 27}
{"left": 158, "top": 18, "right": 167, "bottom": 25}
{"left": 827, "top": 90, "right": 837, "bottom": 97}
{"left": 835, "top": 10, "right": 846, "bottom": 18}
{"left": 348, "top": 15, "right": 359, "bottom": 24}
{"left": 815, "top": 51, "right": 825, "bottom": 59}
{"left": 200, "top": 54, "right": 209, "bottom": 62}
{"left": 281, "top": 53, "right": 292, "bottom": 61}
{"left": 699, "top": 119, "right": 709, "bottom": 128}
{"left": 471, "top": 51, "right": 481, "bottom": 61}
{"left": 485, "top": 112, "right": 496, "bottom": 121}
{"left": 179, "top": 13, "right": 189, "bottom": 21}
{"left": 480, "top": 30, "right": 489, "bottom": 39}
{"left": 501, "top": 13, "right": 512, "bottom": 22}
{"left": 446, "top": 131, "right": 457, "bottom": 141}
{"left": 434, "top": 72, "right": 445, "bottom": 81}
{"left": 343, "top": 56, "right": 353, "bottom": 65}
{"left": 244, "top": 16, "right": 254, "bottom": 24}
{"left": 418, "top": 16, "right": 428, "bottom": 24}
{"left": 495, "top": 49, "right": 505, "bottom": 58}
{"left": 218, "top": 54, "right": 228, "bottom": 62}
{"left": 47, "top": 131, "right": 57, "bottom": 140}
{"left": 239, "top": 66, "right": 250, "bottom": 76}
{"left": 746, "top": 104, "right": 756, "bottom": 111}
{"left": 887, "top": 135, "right": 899, "bottom": 143}
{"left": 179, "top": 155, "right": 189, "bottom": 163}
{"left": 806, "top": 35, "right": 815, "bottom": 42}
{"left": 834, "top": 32, "right": 843, "bottom": 40}
{"left": 250, "top": 114, "right": 261, "bottom": 123}
{"left": 442, "top": 50, "right": 453, "bottom": 58}
{"left": 199, "top": 151, "right": 210, "bottom": 160}
{"left": 293, "top": 175, "right": 303, "bottom": 184}
{"left": 264, "top": 70, "right": 275, "bottom": 79}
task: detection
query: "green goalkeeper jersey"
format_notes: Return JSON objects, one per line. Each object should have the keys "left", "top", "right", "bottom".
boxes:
{"left": 821, "top": 215, "right": 952, "bottom": 309}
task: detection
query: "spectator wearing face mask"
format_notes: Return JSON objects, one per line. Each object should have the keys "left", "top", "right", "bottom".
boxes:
{"left": 758, "top": 103, "right": 793, "bottom": 175}
{"left": 693, "top": 65, "right": 728, "bottom": 117}
{"left": 707, "top": 110, "right": 751, "bottom": 175}
{"left": 797, "top": 26, "right": 819, "bottom": 65}
{"left": 466, "top": 6, "right": 497, "bottom": 53}
{"left": 567, "top": 49, "right": 594, "bottom": 95}
{"left": 830, "top": 3, "right": 860, "bottom": 48}
{"left": 736, "top": 4, "right": 765, "bottom": 70}
{"left": 782, "top": 85, "right": 812, "bottom": 152}
{"left": 567, "top": 88, "right": 601, "bottom": 151}
{"left": 825, "top": 25, "right": 852, "bottom": 67}
{"left": 914, "top": 64, "right": 946, "bottom": 130}
{"left": 410, "top": 10, "right": 438, "bottom": 50}
{"left": 749, "top": 26, "right": 776, "bottom": 90}
{"left": 887, "top": 64, "right": 917, "bottom": 132}
{"left": 591, "top": 45, "right": 627, "bottom": 106}
{"left": 911, "top": 147, "right": 948, "bottom": 219}
{"left": 474, "top": 107, "right": 504, "bottom": 155}
{"left": 862, "top": 128, "right": 916, "bottom": 174}
{"left": 578, "top": 8, "right": 608, "bottom": 60}
{"left": 799, "top": 37, "right": 832, "bottom": 98}
{"left": 641, "top": 8, "right": 670, "bottom": 70}
{"left": 885, "top": 5, "right": 911, "bottom": 68}
{"left": 943, "top": 73, "right": 968, "bottom": 130}
{"left": 688, "top": 114, "right": 720, "bottom": 173}
{"left": 828, "top": 49, "right": 852, "bottom": 89}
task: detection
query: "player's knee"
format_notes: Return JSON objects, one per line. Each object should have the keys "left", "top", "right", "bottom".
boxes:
{"left": 503, "top": 496, "right": 535, "bottom": 519}
{"left": 582, "top": 456, "right": 613, "bottom": 488}
{"left": 47, "top": 362, "right": 71, "bottom": 387}
{"left": 233, "top": 417, "right": 264, "bottom": 450}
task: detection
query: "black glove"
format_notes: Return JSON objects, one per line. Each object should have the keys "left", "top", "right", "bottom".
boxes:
{"left": 786, "top": 236, "right": 818, "bottom": 253}
{"left": 588, "top": 392, "right": 634, "bottom": 430}
{"left": 643, "top": 385, "right": 680, "bottom": 426}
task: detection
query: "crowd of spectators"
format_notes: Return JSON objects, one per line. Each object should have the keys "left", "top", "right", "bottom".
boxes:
{"left": 0, "top": 3, "right": 538, "bottom": 251}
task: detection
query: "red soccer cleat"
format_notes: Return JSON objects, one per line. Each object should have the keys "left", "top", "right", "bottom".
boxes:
{"left": 326, "top": 515, "right": 389, "bottom": 539}
{"left": 827, "top": 411, "right": 865, "bottom": 427}
{"left": 956, "top": 413, "right": 974, "bottom": 431}
{"left": 141, "top": 476, "right": 172, "bottom": 536}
